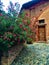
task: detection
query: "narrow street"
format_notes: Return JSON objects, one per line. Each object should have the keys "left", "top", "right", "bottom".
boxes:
{"left": 11, "top": 43, "right": 49, "bottom": 65}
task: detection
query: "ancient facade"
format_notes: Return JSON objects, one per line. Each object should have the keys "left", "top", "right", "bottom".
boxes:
{"left": 21, "top": 0, "right": 49, "bottom": 42}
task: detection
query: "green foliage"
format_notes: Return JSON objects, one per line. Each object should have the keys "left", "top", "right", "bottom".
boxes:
{"left": 0, "top": 11, "right": 34, "bottom": 51}
{"left": 7, "top": 1, "right": 20, "bottom": 17}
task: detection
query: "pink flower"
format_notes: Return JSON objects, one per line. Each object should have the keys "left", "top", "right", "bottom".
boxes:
{"left": 23, "top": 28, "right": 27, "bottom": 31}
{"left": 4, "top": 37, "right": 7, "bottom": 40}
{"left": 0, "top": 13, "right": 2, "bottom": 16}
{"left": 26, "top": 13, "right": 29, "bottom": 16}
{"left": 7, "top": 38, "right": 10, "bottom": 41}
{"left": 30, "top": 35, "right": 33, "bottom": 38}
{"left": 23, "top": 21, "right": 27, "bottom": 25}
{"left": 17, "top": 38, "right": 20, "bottom": 44}
{"left": 13, "top": 34, "right": 16, "bottom": 37}
{"left": 19, "top": 24, "right": 23, "bottom": 28}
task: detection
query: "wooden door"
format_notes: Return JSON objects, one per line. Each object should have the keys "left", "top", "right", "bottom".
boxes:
{"left": 38, "top": 26, "right": 46, "bottom": 41}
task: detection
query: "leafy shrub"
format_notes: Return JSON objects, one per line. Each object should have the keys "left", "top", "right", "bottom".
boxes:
{"left": 0, "top": 11, "right": 34, "bottom": 51}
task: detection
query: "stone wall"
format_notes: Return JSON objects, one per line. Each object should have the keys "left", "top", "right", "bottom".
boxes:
{"left": 2, "top": 44, "right": 23, "bottom": 65}
{"left": 38, "top": 8, "right": 49, "bottom": 41}
{"left": 23, "top": 1, "right": 49, "bottom": 42}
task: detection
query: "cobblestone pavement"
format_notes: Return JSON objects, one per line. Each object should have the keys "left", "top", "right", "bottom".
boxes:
{"left": 11, "top": 43, "right": 49, "bottom": 65}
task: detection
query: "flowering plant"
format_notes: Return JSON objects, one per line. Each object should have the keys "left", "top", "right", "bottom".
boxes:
{"left": 0, "top": 11, "right": 34, "bottom": 51}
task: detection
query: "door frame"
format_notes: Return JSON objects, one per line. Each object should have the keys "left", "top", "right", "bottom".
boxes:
{"left": 38, "top": 25, "right": 46, "bottom": 41}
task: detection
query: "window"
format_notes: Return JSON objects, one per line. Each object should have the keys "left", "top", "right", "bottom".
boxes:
{"left": 39, "top": 19, "right": 45, "bottom": 24}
